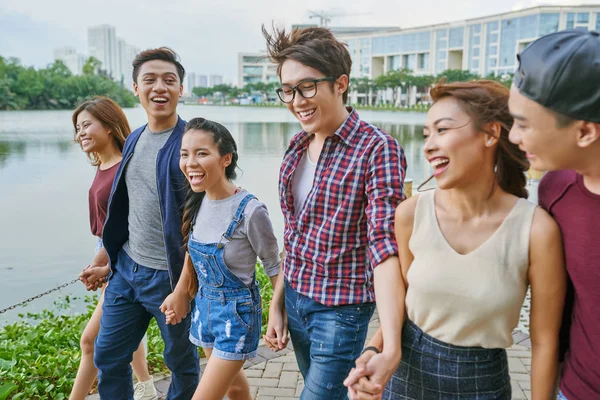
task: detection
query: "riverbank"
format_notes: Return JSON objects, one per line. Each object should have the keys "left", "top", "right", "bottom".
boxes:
{"left": 0, "top": 266, "right": 273, "bottom": 399}
{"left": 182, "top": 101, "right": 430, "bottom": 113}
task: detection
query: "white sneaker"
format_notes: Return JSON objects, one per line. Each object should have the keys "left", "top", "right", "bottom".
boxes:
{"left": 134, "top": 376, "right": 158, "bottom": 400}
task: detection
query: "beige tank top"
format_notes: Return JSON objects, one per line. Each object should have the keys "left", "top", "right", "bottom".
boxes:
{"left": 405, "top": 190, "right": 536, "bottom": 349}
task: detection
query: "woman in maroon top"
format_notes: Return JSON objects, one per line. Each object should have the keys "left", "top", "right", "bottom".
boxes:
{"left": 70, "top": 97, "right": 157, "bottom": 400}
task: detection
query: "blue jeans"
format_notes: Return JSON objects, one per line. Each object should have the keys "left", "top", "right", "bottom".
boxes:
{"left": 285, "top": 280, "right": 376, "bottom": 400}
{"left": 94, "top": 249, "right": 199, "bottom": 399}
{"left": 557, "top": 390, "right": 568, "bottom": 400}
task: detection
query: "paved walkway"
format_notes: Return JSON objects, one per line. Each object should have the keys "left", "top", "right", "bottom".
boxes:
{"left": 87, "top": 315, "right": 533, "bottom": 400}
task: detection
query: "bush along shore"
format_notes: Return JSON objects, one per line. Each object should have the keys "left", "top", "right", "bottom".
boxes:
{"left": 0, "top": 264, "right": 273, "bottom": 399}
{"left": 0, "top": 55, "right": 136, "bottom": 111}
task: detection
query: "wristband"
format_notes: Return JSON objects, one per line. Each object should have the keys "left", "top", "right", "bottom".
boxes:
{"left": 361, "top": 346, "right": 381, "bottom": 355}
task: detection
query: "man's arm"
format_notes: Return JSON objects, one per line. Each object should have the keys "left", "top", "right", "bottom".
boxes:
{"left": 364, "top": 137, "right": 406, "bottom": 355}
{"left": 90, "top": 246, "right": 109, "bottom": 268}
{"left": 160, "top": 252, "right": 194, "bottom": 324}
{"left": 528, "top": 208, "right": 566, "bottom": 400}
{"left": 346, "top": 196, "right": 417, "bottom": 397}
{"left": 349, "top": 137, "right": 407, "bottom": 394}
{"left": 537, "top": 173, "right": 573, "bottom": 364}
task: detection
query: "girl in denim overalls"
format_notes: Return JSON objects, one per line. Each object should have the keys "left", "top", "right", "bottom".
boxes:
{"left": 161, "top": 117, "right": 285, "bottom": 400}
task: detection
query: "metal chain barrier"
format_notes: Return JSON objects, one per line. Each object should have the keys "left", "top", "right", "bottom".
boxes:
{"left": 0, "top": 278, "right": 80, "bottom": 314}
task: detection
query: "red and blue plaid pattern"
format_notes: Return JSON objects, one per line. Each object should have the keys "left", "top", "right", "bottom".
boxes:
{"left": 279, "top": 109, "right": 407, "bottom": 306}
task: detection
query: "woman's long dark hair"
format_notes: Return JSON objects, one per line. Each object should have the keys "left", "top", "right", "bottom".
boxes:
{"left": 429, "top": 80, "right": 529, "bottom": 198}
{"left": 181, "top": 118, "right": 238, "bottom": 297}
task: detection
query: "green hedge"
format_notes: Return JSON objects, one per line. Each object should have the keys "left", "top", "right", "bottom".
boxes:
{"left": 0, "top": 264, "right": 274, "bottom": 399}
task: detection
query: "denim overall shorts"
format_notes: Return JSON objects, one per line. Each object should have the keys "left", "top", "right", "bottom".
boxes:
{"left": 188, "top": 194, "right": 262, "bottom": 361}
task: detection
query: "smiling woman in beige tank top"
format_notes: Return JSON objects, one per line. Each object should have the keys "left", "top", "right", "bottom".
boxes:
{"left": 345, "top": 81, "right": 566, "bottom": 400}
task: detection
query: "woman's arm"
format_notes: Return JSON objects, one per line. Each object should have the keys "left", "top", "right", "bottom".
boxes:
{"left": 246, "top": 204, "right": 289, "bottom": 350}
{"left": 528, "top": 208, "right": 567, "bottom": 400}
{"left": 345, "top": 195, "right": 418, "bottom": 396}
{"left": 160, "top": 252, "right": 194, "bottom": 324}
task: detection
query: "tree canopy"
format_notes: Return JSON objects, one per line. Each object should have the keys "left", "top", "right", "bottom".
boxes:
{"left": 0, "top": 55, "right": 137, "bottom": 110}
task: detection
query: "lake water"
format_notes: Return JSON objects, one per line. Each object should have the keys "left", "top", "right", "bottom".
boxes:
{"left": 0, "top": 105, "right": 432, "bottom": 322}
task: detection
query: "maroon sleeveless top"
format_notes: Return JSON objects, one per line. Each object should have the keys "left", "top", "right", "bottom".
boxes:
{"left": 89, "top": 162, "right": 120, "bottom": 238}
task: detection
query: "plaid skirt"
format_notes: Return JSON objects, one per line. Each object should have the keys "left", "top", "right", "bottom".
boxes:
{"left": 383, "top": 320, "right": 511, "bottom": 400}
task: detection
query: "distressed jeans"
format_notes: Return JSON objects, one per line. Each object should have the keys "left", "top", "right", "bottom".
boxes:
{"left": 285, "top": 280, "right": 376, "bottom": 400}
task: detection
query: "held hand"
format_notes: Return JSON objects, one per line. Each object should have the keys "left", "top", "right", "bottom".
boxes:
{"left": 85, "top": 280, "right": 104, "bottom": 291}
{"left": 79, "top": 265, "right": 109, "bottom": 291}
{"left": 80, "top": 265, "right": 109, "bottom": 284}
{"left": 348, "top": 377, "right": 383, "bottom": 400}
{"left": 263, "top": 306, "right": 289, "bottom": 351}
{"left": 159, "top": 290, "right": 191, "bottom": 325}
{"left": 347, "top": 350, "right": 401, "bottom": 399}
{"left": 79, "top": 265, "right": 90, "bottom": 287}
{"left": 344, "top": 349, "right": 379, "bottom": 391}
{"left": 164, "top": 309, "right": 177, "bottom": 325}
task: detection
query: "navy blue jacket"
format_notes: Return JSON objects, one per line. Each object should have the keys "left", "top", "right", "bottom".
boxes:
{"left": 103, "top": 116, "right": 188, "bottom": 289}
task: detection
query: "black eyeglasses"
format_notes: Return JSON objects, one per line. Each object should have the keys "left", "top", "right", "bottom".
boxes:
{"left": 275, "top": 77, "right": 336, "bottom": 103}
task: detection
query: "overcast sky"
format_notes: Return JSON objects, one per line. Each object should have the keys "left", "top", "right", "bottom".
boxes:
{"left": 0, "top": 0, "right": 593, "bottom": 84}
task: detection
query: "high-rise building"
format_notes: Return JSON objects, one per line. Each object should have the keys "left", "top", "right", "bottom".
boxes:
{"left": 53, "top": 46, "right": 86, "bottom": 75}
{"left": 87, "top": 24, "right": 118, "bottom": 78}
{"left": 117, "top": 38, "right": 139, "bottom": 89}
{"left": 210, "top": 75, "right": 223, "bottom": 87}
{"left": 185, "top": 73, "right": 196, "bottom": 95}
{"left": 198, "top": 75, "right": 208, "bottom": 88}
{"left": 87, "top": 24, "right": 139, "bottom": 89}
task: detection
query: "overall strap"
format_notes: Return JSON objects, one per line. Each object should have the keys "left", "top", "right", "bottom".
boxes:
{"left": 220, "top": 194, "right": 257, "bottom": 244}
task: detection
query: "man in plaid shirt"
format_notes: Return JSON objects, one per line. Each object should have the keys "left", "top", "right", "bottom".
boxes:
{"left": 262, "top": 25, "right": 407, "bottom": 399}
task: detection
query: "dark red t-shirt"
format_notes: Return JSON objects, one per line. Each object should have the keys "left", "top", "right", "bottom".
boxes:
{"left": 539, "top": 170, "right": 600, "bottom": 400}
{"left": 88, "top": 162, "right": 120, "bottom": 238}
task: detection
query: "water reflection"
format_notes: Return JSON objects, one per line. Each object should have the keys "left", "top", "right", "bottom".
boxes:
{"left": 375, "top": 122, "right": 429, "bottom": 187}
{"left": 237, "top": 122, "right": 298, "bottom": 155}
{"left": 236, "top": 121, "right": 429, "bottom": 186}
{"left": 0, "top": 107, "right": 429, "bottom": 321}
{"left": 0, "top": 107, "right": 544, "bottom": 325}
{"left": 0, "top": 141, "right": 26, "bottom": 168}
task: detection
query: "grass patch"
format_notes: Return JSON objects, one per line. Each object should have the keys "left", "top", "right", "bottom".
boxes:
{"left": 0, "top": 264, "right": 274, "bottom": 399}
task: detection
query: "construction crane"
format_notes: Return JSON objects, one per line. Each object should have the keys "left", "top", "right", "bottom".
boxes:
{"left": 307, "top": 10, "right": 366, "bottom": 27}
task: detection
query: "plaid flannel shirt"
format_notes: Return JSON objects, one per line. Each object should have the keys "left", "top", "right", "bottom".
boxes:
{"left": 279, "top": 109, "right": 407, "bottom": 306}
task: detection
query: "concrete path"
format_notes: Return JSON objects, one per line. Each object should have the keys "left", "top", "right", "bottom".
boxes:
{"left": 87, "top": 313, "right": 533, "bottom": 399}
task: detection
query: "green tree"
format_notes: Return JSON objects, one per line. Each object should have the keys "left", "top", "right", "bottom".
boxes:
{"left": 82, "top": 56, "right": 102, "bottom": 75}
{"left": 210, "top": 84, "right": 241, "bottom": 103}
{"left": 192, "top": 86, "right": 213, "bottom": 98}
{"left": 350, "top": 77, "right": 374, "bottom": 105}
{"left": 436, "top": 69, "right": 480, "bottom": 83}
{"left": 0, "top": 54, "right": 136, "bottom": 110}
{"left": 409, "top": 74, "right": 435, "bottom": 105}
{"left": 485, "top": 72, "right": 514, "bottom": 88}
{"left": 0, "top": 78, "right": 18, "bottom": 110}
{"left": 47, "top": 60, "right": 72, "bottom": 78}
{"left": 242, "top": 81, "right": 277, "bottom": 102}
{"left": 376, "top": 68, "right": 412, "bottom": 105}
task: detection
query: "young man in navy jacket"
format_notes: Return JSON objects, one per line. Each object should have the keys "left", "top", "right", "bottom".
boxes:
{"left": 92, "top": 47, "right": 199, "bottom": 400}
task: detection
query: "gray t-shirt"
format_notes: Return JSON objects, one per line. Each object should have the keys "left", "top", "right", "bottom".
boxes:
{"left": 122, "top": 125, "right": 174, "bottom": 270}
{"left": 191, "top": 189, "right": 280, "bottom": 286}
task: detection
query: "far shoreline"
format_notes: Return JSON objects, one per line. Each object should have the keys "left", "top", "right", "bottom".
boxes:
{"left": 181, "top": 102, "right": 430, "bottom": 114}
